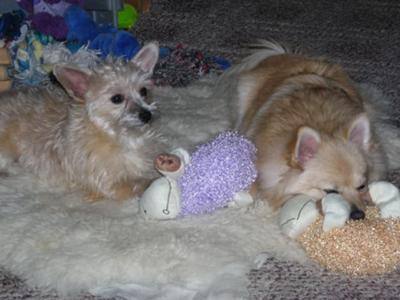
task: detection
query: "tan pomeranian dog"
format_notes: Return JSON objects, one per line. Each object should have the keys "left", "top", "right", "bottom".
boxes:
{"left": 232, "top": 41, "right": 394, "bottom": 219}
{"left": 0, "top": 42, "right": 168, "bottom": 202}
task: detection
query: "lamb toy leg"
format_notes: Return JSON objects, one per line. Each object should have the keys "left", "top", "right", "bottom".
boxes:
{"left": 321, "top": 193, "right": 351, "bottom": 231}
{"left": 369, "top": 181, "right": 400, "bottom": 218}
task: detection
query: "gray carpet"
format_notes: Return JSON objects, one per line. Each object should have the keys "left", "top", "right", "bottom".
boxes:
{"left": 2, "top": 0, "right": 400, "bottom": 299}
{"left": 134, "top": 0, "right": 400, "bottom": 119}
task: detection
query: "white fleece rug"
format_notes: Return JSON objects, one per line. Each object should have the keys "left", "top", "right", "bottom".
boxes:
{"left": 0, "top": 166, "right": 307, "bottom": 299}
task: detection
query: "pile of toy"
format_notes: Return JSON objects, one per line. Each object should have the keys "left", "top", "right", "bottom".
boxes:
{"left": 0, "top": 1, "right": 140, "bottom": 87}
{"left": 0, "top": 0, "right": 230, "bottom": 88}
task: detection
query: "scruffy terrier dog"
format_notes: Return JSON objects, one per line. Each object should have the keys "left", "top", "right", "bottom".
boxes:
{"left": 0, "top": 42, "right": 167, "bottom": 201}
{"left": 230, "top": 41, "right": 398, "bottom": 219}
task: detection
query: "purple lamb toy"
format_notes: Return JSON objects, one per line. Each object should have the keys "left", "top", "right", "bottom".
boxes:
{"left": 179, "top": 131, "right": 257, "bottom": 215}
{"left": 140, "top": 132, "right": 258, "bottom": 219}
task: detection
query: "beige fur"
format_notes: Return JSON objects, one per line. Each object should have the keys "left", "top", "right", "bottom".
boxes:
{"left": 0, "top": 42, "right": 167, "bottom": 201}
{"left": 236, "top": 44, "right": 387, "bottom": 212}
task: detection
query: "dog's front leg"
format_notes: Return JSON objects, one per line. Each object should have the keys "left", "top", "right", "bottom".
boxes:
{"left": 110, "top": 178, "right": 151, "bottom": 202}
{"left": 83, "top": 178, "right": 151, "bottom": 202}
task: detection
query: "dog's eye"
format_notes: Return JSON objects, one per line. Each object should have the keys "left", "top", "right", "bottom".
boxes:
{"left": 324, "top": 189, "right": 339, "bottom": 194}
{"left": 357, "top": 184, "right": 368, "bottom": 192}
{"left": 111, "top": 94, "right": 124, "bottom": 104}
{"left": 139, "top": 87, "right": 147, "bottom": 97}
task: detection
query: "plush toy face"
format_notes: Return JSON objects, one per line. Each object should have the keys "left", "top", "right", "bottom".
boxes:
{"left": 139, "top": 148, "right": 189, "bottom": 220}
{"left": 139, "top": 177, "right": 181, "bottom": 220}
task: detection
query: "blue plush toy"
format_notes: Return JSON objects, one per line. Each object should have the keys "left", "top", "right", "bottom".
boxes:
{"left": 64, "top": 5, "right": 141, "bottom": 59}
{"left": 64, "top": 5, "right": 98, "bottom": 44}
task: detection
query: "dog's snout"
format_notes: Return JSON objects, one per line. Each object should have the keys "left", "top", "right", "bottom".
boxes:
{"left": 139, "top": 109, "right": 152, "bottom": 123}
{"left": 349, "top": 206, "right": 365, "bottom": 220}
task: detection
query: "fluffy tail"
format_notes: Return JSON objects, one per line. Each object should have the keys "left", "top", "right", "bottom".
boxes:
{"left": 207, "top": 40, "right": 289, "bottom": 129}
{"left": 223, "top": 40, "right": 289, "bottom": 77}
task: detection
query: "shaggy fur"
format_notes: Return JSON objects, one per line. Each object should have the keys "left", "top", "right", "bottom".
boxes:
{"left": 0, "top": 171, "right": 306, "bottom": 298}
{"left": 0, "top": 43, "right": 167, "bottom": 202}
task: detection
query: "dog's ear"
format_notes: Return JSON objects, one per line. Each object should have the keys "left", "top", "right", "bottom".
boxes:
{"left": 347, "top": 113, "right": 370, "bottom": 151}
{"left": 131, "top": 42, "right": 159, "bottom": 74}
{"left": 53, "top": 65, "right": 91, "bottom": 101}
{"left": 294, "top": 126, "right": 321, "bottom": 168}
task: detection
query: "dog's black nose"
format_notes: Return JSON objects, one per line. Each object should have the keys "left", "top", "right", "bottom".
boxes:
{"left": 139, "top": 109, "right": 152, "bottom": 123}
{"left": 350, "top": 207, "right": 365, "bottom": 220}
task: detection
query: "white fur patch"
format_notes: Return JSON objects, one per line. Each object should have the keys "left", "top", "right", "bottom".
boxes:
{"left": 236, "top": 74, "right": 258, "bottom": 128}
{"left": 0, "top": 170, "right": 307, "bottom": 298}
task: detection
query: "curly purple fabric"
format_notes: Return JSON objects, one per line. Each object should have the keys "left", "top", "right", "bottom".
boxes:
{"left": 178, "top": 132, "right": 257, "bottom": 216}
